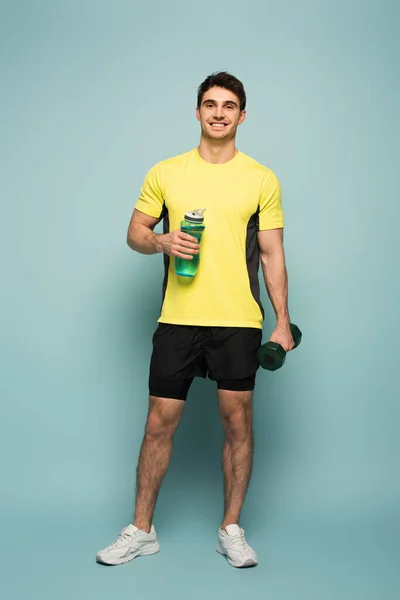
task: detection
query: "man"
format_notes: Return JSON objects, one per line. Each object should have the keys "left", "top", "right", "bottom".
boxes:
{"left": 96, "top": 71, "right": 294, "bottom": 569}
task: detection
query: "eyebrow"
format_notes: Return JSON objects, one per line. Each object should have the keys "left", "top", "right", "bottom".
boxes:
{"left": 202, "top": 99, "right": 238, "bottom": 107}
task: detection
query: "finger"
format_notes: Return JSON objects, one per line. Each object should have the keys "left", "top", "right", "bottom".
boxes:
{"left": 175, "top": 238, "right": 199, "bottom": 250}
{"left": 180, "top": 233, "right": 200, "bottom": 244}
{"left": 181, "top": 243, "right": 200, "bottom": 251}
{"left": 178, "top": 245, "right": 199, "bottom": 254}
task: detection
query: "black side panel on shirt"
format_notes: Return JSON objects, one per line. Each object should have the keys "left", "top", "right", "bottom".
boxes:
{"left": 160, "top": 204, "right": 170, "bottom": 307}
{"left": 246, "top": 208, "right": 265, "bottom": 320}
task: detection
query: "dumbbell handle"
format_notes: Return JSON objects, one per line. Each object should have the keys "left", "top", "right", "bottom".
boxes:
{"left": 274, "top": 323, "right": 302, "bottom": 353}
{"left": 258, "top": 323, "right": 302, "bottom": 371}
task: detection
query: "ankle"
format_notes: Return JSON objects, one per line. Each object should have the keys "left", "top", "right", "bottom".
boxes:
{"left": 133, "top": 521, "right": 152, "bottom": 533}
{"left": 220, "top": 520, "right": 238, "bottom": 531}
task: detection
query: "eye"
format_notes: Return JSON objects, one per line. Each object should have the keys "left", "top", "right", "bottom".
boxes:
{"left": 226, "top": 104, "right": 235, "bottom": 110}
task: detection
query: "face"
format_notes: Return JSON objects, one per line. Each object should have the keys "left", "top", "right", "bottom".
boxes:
{"left": 196, "top": 86, "right": 246, "bottom": 142}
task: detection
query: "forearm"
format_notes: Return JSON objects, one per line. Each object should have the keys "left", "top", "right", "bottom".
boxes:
{"left": 261, "top": 250, "right": 290, "bottom": 327}
{"left": 127, "top": 223, "right": 163, "bottom": 255}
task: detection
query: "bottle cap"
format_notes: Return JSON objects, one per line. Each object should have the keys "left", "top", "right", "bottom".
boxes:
{"left": 184, "top": 208, "right": 206, "bottom": 223}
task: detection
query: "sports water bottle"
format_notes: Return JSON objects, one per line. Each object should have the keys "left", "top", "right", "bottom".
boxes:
{"left": 174, "top": 208, "right": 206, "bottom": 277}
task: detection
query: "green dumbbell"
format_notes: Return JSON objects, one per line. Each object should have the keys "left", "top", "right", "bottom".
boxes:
{"left": 258, "top": 323, "right": 302, "bottom": 371}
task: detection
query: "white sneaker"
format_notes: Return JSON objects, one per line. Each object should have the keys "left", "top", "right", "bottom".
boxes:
{"left": 217, "top": 524, "right": 258, "bottom": 568}
{"left": 96, "top": 524, "right": 160, "bottom": 565}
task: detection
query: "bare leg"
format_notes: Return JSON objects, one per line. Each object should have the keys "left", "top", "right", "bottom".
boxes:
{"left": 217, "top": 389, "right": 254, "bottom": 530}
{"left": 133, "top": 395, "right": 185, "bottom": 532}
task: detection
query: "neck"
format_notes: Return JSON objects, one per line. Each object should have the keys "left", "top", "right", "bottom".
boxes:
{"left": 197, "top": 137, "right": 238, "bottom": 164}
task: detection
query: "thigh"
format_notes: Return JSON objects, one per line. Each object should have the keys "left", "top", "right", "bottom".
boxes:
{"left": 206, "top": 327, "right": 263, "bottom": 383}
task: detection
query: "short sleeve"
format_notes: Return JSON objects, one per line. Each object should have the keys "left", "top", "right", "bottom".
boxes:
{"left": 135, "top": 164, "right": 164, "bottom": 218}
{"left": 258, "top": 171, "right": 284, "bottom": 230}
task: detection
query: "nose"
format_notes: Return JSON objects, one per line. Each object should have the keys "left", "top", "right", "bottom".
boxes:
{"left": 213, "top": 105, "right": 224, "bottom": 119}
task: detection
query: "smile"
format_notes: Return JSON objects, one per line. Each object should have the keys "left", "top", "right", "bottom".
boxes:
{"left": 209, "top": 123, "right": 228, "bottom": 129}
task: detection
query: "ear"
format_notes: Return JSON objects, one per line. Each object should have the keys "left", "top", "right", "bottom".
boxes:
{"left": 196, "top": 107, "right": 201, "bottom": 122}
{"left": 238, "top": 109, "right": 246, "bottom": 125}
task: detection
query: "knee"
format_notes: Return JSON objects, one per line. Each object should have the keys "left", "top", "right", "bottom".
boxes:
{"left": 145, "top": 408, "right": 179, "bottom": 439}
{"left": 222, "top": 410, "right": 252, "bottom": 443}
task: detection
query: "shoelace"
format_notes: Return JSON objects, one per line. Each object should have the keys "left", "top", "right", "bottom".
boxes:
{"left": 230, "top": 529, "right": 248, "bottom": 550}
{"left": 110, "top": 529, "right": 138, "bottom": 548}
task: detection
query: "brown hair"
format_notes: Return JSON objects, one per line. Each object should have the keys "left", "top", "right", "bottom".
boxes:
{"left": 197, "top": 71, "right": 246, "bottom": 111}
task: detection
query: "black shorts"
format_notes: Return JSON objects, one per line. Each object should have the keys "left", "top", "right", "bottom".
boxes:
{"left": 148, "top": 323, "right": 263, "bottom": 400}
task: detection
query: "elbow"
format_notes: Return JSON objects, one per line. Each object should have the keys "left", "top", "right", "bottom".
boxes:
{"left": 126, "top": 229, "right": 137, "bottom": 251}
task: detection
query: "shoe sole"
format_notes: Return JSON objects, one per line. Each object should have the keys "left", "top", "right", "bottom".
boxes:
{"left": 96, "top": 542, "right": 160, "bottom": 566}
{"left": 216, "top": 541, "right": 258, "bottom": 568}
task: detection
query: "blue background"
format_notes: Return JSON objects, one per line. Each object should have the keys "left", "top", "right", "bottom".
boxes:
{"left": 1, "top": 0, "right": 399, "bottom": 598}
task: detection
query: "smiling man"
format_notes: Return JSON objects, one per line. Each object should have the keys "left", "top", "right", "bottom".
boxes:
{"left": 96, "top": 72, "right": 294, "bottom": 569}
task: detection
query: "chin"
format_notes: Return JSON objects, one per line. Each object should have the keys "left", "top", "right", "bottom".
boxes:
{"left": 211, "top": 132, "right": 228, "bottom": 139}
{"left": 203, "top": 128, "right": 234, "bottom": 142}
{"left": 214, "top": 131, "right": 234, "bottom": 142}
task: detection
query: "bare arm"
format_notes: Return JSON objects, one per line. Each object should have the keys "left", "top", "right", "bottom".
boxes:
{"left": 127, "top": 209, "right": 200, "bottom": 258}
{"left": 127, "top": 209, "right": 163, "bottom": 254}
{"left": 258, "top": 228, "right": 294, "bottom": 351}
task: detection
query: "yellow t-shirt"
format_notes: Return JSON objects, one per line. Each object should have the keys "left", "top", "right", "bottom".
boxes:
{"left": 135, "top": 148, "right": 284, "bottom": 329}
